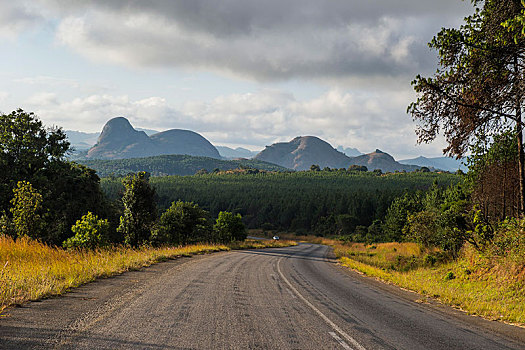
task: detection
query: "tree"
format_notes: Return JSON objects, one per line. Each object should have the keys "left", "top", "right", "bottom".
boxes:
{"left": 408, "top": 0, "right": 525, "bottom": 216}
{"left": 382, "top": 192, "right": 423, "bottom": 241}
{"left": 0, "top": 109, "right": 69, "bottom": 211}
{"left": 0, "top": 109, "right": 108, "bottom": 244}
{"left": 63, "top": 212, "right": 109, "bottom": 249}
{"left": 310, "top": 164, "right": 321, "bottom": 172}
{"left": 348, "top": 165, "right": 368, "bottom": 172}
{"left": 10, "top": 181, "right": 43, "bottom": 238}
{"left": 213, "top": 211, "right": 246, "bottom": 242}
{"left": 154, "top": 201, "right": 211, "bottom": 245}
{"left": 117, "top": 172, "right": 157, "bottom": 246}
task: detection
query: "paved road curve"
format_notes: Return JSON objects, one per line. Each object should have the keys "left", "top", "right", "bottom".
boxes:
{"left": 1, "top": 243, "right": 524, "bottom": 349}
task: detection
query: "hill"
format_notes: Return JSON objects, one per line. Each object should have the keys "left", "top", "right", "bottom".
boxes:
{"left": 254, "top": 137, "right": 420, "bottom": 172}
{"left": 79, "top": 154, "right": 288, "bottom": 177}
{"left": 336, "top": 146, "right": 363, "bottom": 157}
{"left": 216, "top": 146, "right": 259, "bottom": 159}
{"left": 349, "top": 149, "right": 419, "bottom": 172}
{"left": 65, "top": 130, "right": 99, "bottom": 150}
{"left": 86, "top": 117, "right": 220, "bottom": 159}
{"left": 398, "top": 156, "right": 466, "bottom": 172}
{"left": 149, "top": 129, "right": 220, "bottom": 159}
{"left": 254, "top": 136, "right": 351, "bottom": 170}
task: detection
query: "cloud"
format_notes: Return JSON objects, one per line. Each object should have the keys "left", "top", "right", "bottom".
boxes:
{"left": 7, "top": 0, "right": 470, "bottom": 82}
{"left": 14, "top": 76, "right": 80, "bottom": 88}
{"left": 0, "top": 2, "right": 46, "bottom": 39}
{"left": 26, "top": 88, "right": 446, "bottom": 158}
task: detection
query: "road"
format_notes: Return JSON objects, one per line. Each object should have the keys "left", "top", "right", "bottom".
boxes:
{"left": 1, "top": 243, "right": 524, "bottom": 349}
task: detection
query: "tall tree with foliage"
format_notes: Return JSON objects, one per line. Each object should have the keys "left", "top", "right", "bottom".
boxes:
{"left": 10, "top": 181, "right": 43, "bottom": 238}
{"left": 118, "top": 172, "right": 157, "bottom": 246}
{"left": 0, "top": 109, "right": 109, "bottom": 244}
{"left": 0, "top": 109, "right": 69, "bottom": 211}
{"left": 213, "top": 211, "right": 246, "bottom": 242}
{"left": 408, "top": 0, "right": 525, "bottom": 216}
{"left": 154, "top": 201, "right": 211, "bottom": 245}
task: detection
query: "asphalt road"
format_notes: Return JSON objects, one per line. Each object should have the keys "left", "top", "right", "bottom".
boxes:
{"left": 1, "top": 243, "right": 524, "bottom": 349}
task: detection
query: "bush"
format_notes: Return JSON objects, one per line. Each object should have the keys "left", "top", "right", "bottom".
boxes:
{"left": 63, "top": 212, "right": 109, "bottom": 249}
{"left": 213, "top": 211, "right": 246, "bottom": 243}
{"left": 153, "top": 201, "right": 211, "bottom": 245}
{"left": 487, "top": 217, "right": 525, "bottom": 264}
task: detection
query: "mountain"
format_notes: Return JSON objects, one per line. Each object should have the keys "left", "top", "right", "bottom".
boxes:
{"left": 86, "top": 117, "right": 220, "bottom": 160}
{"left": 136, "top": 128, "right": 159, "bottom": 136}
{"left": 65, "top": 130, "right": 99, "bottom": 150}
{"left": 399, "top": 156, "right": 466, "bottom": 172}
{"left": 79, "top": 154, "right": 288, "bottom": 177}
{"left": 216, "top": 146, "right": 259, "bottom": 159}
{"left": 348, "top": 149, "right": 419, "bottom": 172}
{"left": 254, "top": 136, "right": 352, "bottom": 171}
{"left": 336, "top": 146, "right": 363, "bottom": 157}
{"left": 150, "top": 129, "right": 220, "bottom": 159}
{"left": 87, "top": 117, "right": 159, "bottom": 159}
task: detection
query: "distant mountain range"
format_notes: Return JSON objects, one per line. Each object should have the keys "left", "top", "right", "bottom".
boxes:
{"left": 216, "top": 146, "right": 260, "bottom": 159}
{"left": 254, "top": 136, "right": 418, "bottom": 172}
{"left": 254, "top": 136, "right": 351, "bottom": 170}
{"left": 336, "top": 146, "right": 363, "bottom": 157}
{"left": 86, "top": 117, "right": 220, "bottom": 159}
{"left": 65, "top": 116, "right": 462, "bottom": 173}
{"left": 399, "top": 156, "right": 466, "bottom": 172}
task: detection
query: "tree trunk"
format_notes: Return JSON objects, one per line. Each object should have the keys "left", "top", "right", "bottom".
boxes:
{"left": 518, "top": 121, "right": 525, "bottom": 218}
{"left": 514, "top": 54, "right": 525, "bottom": 218}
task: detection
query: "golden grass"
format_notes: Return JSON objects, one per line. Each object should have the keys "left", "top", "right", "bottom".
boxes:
{"left": 335, "top": 242, "right": 525, "bottom": 325}
{"left": 0, "top": 236, "right": 296, "bottom": 313}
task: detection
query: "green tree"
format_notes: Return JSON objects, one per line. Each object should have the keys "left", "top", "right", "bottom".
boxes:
{"left": 213, "top": 211, "right": 246, "bottom": 242}
{"left": 310, "top": 164, "right": 321, "bottom": 172}
{"left": 382, "top": 192, "right": 423, "bottom": 241}
{"left": 0, "top": 109, "right": 69, "bottom": 212}
{"left": 10, "top": 181, "right": 43, "bottom": 238}
{"left": 348, "top": 165, "right": 368, "bottom": 172}
{"left": 0, "top": 110, "right": 108, "bottom": 244}
{"left": 117, "top": 172, "right": 157, "bottom": 246}
{"left": 154, "top": 201, "right": 211, "bottom": 245}
{"left": 408, "top": 0, "right": 525, "bottom": 216}
{"left": 63, "top": 212, "right": 109, "bottom": 249}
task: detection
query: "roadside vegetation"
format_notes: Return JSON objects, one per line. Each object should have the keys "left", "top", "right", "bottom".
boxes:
{"left": 0, "top": 236, "right": 295, "bottom": 313}
{"left": 0, "top": 110, "right": 295, "bottom": 312}
{"left": 336, "top": 240, "right": 525, "bottom": 324}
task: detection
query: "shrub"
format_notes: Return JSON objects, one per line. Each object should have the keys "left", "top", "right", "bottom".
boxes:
{"left": 153, "top": 201, "right": 211, "bottom": 245}
{"left": 213, "top": 211, "right": 246, "bottom": 243}
{"left": 63, "top": 212, "right": 109, "bottom": 249}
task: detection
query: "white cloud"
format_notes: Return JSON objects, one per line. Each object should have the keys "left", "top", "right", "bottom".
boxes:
{"left": 25, "top": 88, "right": 445, "bottom": 158}
{"left": 42, "top": 0, "right": 472, "bottom": 82}
{"left": 14, "top": 76, "right": 80, "bottom": 88}
{"left": 0, "top": 2, "right": 45, "bottom": 39}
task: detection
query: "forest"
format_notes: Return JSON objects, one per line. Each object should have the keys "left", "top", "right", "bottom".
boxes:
{"left": 101, "top": 171, "right": 459, "bottom": 241}
{"left": 79, "top": 154, "right": 288, "bottom": 177}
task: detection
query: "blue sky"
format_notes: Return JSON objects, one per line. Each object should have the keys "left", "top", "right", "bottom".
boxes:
{"left": 0, "top": 0, "right": 472, "bottom": 159}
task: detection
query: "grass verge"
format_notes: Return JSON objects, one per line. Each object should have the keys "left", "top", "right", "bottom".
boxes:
{"left": 284, "top": 234, "right": 524, "bottom": 325}
{"left": 334, "top": 242, "right": 525, "bottom": 325}
{"left": 0, "top": 236, "right": 296, "bottom": 313}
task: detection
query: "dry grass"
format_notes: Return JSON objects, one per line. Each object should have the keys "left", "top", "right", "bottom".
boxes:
{"left": 0, "top": 236, "right": 295, "bottom": 312}
{"left": 335, "top": 242, "right": 525, "bottom": 325}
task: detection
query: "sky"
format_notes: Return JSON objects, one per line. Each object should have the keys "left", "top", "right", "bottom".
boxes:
{"left": 0, "top": 0, "right": 473, "bottom": 159}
